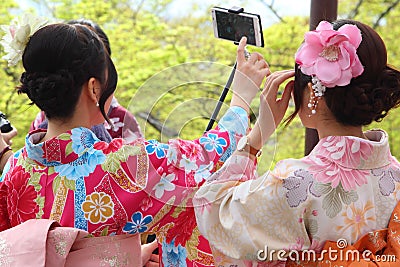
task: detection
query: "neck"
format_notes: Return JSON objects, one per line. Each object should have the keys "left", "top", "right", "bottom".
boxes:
{"left": 316, "top": 117, "right": 365, "bottom": 139}
{"left": 41, "top": 117, "right": 91, "bottom": 142}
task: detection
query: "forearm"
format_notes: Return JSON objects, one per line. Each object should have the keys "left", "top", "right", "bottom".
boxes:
{"left": 230, "top": 94, "right": 251, "bottom": 114}
{"left": 0, "top": 140, "right": 12, "bottom": 173}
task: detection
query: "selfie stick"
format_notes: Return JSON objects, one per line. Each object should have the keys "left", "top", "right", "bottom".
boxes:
{"left": 205, "top": 6, "right": 244, "bottom": 132}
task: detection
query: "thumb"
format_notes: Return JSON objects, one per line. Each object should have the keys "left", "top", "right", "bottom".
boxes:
{"left": 142, "top": 240, "right": 158, "bottom": 265}
{"left": 142, "top": 240, "right": 158, "bottom": 253}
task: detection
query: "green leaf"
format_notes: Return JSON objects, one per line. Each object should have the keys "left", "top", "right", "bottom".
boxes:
{"left": 35, "top": 195, "right": 45, "bottom": 219}
{"left": 100, "top": 226, "right": 109, "bottom": 236}
{"left": 28, "top": 172, "right": 42, "bottom": 191}
{"left": 48, "top": 167, "right": 55, "bottom": 176}
{"left": 19, "top": 156, "right": 34, "bottom": 173}
{"left": 102, "top": 154, "right": 121, "bottom": 174}
{"left": 65, "top": 142, "right": 73, "bottom": 156}
{"left": 313, "top": 182, "right": 332, "bottom": 195}
{"left": 52, "top": 176, "right": 62, "bottom": 194}
{"left": 58, "top": 133, "right": 71, "bottom": 141}
{"left": 64, "top": 178, "right": 76, "bottom": 191}
{"left": 115, "top": 145, "right": 141, "bottom": 161}
{"left": 337, "top": 185, "right": 359, "bottom": 205}
{"left": 304, "top": 218, "right": 318, "bottom": 236}
{"left": 322, "top": 187, "right": 342, "bottom": 218}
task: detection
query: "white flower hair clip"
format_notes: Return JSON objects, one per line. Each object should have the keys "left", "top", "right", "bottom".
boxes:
{"left": 0, "top": 14, "right": 48, "bottom": 67}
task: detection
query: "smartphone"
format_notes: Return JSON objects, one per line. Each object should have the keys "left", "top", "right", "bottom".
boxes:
{"left": 211, "top": 7, "right": 264, "bottom": 47}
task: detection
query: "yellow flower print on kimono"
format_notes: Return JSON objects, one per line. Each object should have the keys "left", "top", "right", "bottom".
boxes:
{"left": 82, "top": 192, "right": 114, "bottom": 224}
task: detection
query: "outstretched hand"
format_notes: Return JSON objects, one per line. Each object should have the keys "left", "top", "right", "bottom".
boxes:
{"left": 230, "top": 37, "right": 270, "bottom": 112}
{"left": 248, "top": 70, "right": 295, "bottom": 150}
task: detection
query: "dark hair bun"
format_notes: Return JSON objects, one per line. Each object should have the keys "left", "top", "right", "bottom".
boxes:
{"left": 17, "top": 23, "right": 117, "bottom": 121}
{"left": 19, "top": 70, "right": 80, "bottom": 118}
{"left": 325, "top": 66, "right": 400, "bottom": 126}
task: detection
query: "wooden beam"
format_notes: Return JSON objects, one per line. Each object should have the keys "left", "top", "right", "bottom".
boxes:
{"left": 304, "top": 0, "right": 338, "bottom": 155}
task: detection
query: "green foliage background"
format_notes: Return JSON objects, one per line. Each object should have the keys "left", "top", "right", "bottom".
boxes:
{"left": 1, "top": 0, "right": 400, "bottom": 173}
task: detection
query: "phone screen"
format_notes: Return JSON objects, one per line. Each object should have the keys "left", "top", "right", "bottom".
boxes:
{"left": 214, "top": 9, "right": 258, "bottom": 46}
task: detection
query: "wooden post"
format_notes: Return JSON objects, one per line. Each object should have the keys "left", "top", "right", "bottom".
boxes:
{"left": 304, "top": 0, "right": 338, "bottom": 155}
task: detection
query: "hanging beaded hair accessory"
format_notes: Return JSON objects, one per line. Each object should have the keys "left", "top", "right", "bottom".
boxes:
{"left": 0, "top": 14, "right": 48, "bottom": 67}
{"left": 295, "top": 21, "right": 364, "bottom": 115}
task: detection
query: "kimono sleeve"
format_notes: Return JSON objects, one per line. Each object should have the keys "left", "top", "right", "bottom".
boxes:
{"left": 193, "top": 155, "right": 312, "bottom": 264}
{"left": 123, "top": 106, "right": 248, "bottom": 232}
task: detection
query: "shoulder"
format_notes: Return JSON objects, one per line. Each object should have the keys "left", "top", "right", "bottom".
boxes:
{"left": 270, "top": 157, "right": 311, "bottom": 180}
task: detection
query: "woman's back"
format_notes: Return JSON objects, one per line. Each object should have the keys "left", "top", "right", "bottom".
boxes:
{"left": 194, "top": 19, "right": 400, "bottom": 266}
{"left": 276, "top": 130, "right": 399, "bottom": 244}
{"left": 0, "top": 122, "right": 235, "bottom": 234}
{"left": 194, "top": 130, "right": 400, "bottom": 265}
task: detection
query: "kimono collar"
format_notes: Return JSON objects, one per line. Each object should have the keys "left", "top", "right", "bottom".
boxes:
{"left": 308, "top": 129, "right": 391, "bottom": 170}
{"left": 26, "top": 127, "right": 100, "bottom": 166}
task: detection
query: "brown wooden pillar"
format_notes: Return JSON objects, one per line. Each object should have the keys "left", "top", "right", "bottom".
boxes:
{"left": 304, "top": 0, "right": 338, "bottom": 155}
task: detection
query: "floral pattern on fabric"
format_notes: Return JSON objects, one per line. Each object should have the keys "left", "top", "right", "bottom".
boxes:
{"left": 306, "top": 136, "right": 373, "bottom": 191}
{"left": 82, "top": 192, "right": 114, "bottom": 224}
{"left": 283, "top": 169, "right": 319, "bottom": 207}
{"left": 162, "top": 239, "right": 187, "bottom": 267}
{"left": 146, "top": 140, "right": 169, "bottom": 158}
{"left": 123, "top": 211, "right": 153, "bottom": 234}
{"left": 194, "top": 130, "right": 400, "bottom": 266}
{"left": 199, "top": 133, "right": 227, "bottom": 155}
{"left": 372, "top": 167, "right": 400, "bottom": 196}
{"left": 5, "top": 166, "right": 39, "bottom": 225}
{"left": 0, "top": 107, "right": 249, "bottom": 267}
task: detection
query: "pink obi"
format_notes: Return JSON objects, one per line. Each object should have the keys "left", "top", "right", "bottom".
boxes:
{"left": 0, "top": 219, "right": 141, "bottom": 267}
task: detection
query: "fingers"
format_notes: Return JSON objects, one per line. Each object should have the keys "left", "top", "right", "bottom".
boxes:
{"left": 144, "top": 254, "right": 160, "bottom": 267}
{"left": 280, "top": 80, "right": 294, "bottom": 105}
{"left": 247, "top": 52, "right": 264, "bottom": 64}
{"left": 254, "top": 56, "right": 269, "bottom": 70}
{"left": 236, "top": 37, "right": 247, "bottom": 64}
{"left": 145, "top": 262, "right": 160, "bottom": 267}
{"left": 150, "top": 254, "right": 159, "bottom": 262}
{"left": 263, "top": 70, "right": 295, "bottom": 101}
{"left": 2, "top": 128, "right": 17, "bottom": 146}
{"left": 278, "top": 81, "right": 294, "bottom": 110}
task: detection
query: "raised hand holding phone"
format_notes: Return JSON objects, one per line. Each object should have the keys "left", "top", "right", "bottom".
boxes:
{"left": 205, "top": 6, "right": 266, "bottom": 131}
{"left": 231, "top": 37, "right": 270, "bottom": 113}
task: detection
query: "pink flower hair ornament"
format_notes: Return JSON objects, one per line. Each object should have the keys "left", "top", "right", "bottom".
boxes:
{"left": 295, "top": 21, "right": 364, "bottom": 89}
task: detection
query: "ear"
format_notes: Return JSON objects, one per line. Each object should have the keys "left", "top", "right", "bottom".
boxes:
{"left": 85, "top": 77, "right": 102, "bottom": 104}
{"left": 307, "top": 82, "right": 315, "bottom": 99}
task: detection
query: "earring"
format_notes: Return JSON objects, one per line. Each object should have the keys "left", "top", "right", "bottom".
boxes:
{"left": 308, "top": 76, "right": 326, "bottom": 116}
{"left": 307, "top": 95, "right": 318, "bottom": 116}
{"left": 96, "top": 102, "right": 99, "bottom": 107}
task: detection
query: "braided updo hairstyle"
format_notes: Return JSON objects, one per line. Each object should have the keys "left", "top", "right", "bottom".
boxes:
{"left": 288, "top": 19, "right": 400, "bottom": 126}
{"left": 18, "top": 23, "right": 117, "bottom": 122}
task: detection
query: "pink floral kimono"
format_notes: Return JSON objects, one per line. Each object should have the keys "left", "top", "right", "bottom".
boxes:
{"left": 1, "top": 106, "right": 249, "bottom": 267}
{"left": 194, "top": 130, "right": 400, "bottom": 266}
{"left": 0, "top": 219, "right": 141, "bottom": 266}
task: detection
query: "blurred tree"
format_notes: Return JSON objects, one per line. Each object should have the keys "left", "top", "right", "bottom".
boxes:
{"left": 1, "top": 0, "right": 400, "bottom": 172}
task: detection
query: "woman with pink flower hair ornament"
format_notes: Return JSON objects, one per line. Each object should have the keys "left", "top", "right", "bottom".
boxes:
{"left": 194, "top": 19, "right": 400, "bottom": 266}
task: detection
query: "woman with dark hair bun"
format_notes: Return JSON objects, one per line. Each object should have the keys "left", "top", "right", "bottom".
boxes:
{"left": 30, "top": 18, "right": 143, "bottom": 142}
{"left": 0, "top": 18, "right": 269, "bottom": 266}
{"left": 194, "top": 19, "right": 400, "bottom": 266}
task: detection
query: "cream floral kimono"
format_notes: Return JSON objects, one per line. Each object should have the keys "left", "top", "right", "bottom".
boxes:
{"left": 194, "top": 130, "right": 400, "bottom": 266}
